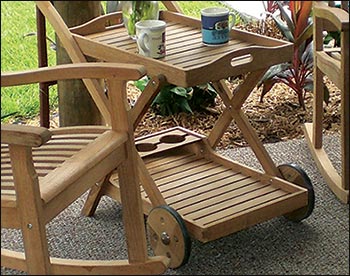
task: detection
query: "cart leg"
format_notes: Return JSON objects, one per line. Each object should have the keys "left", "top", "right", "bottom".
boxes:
{"left": 209, "top": 71, "right": 281, "bottom": 177}
{"left": 130, "top": 74, "right": 166, "bottom": 129}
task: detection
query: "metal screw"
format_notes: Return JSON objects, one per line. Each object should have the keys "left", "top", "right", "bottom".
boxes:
{"left": 27, "top": 224, "right": 33, "bottom": 229}
{"left": 161, "top": 232, "right": 170, "bottom": 245}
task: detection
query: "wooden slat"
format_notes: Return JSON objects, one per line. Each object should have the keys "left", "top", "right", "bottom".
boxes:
{"left": 144, "top": 165, "right": 232, "bottom": 196}
{"left": 1, "top": 164, "right": 11, "bottom": 170}
{"left": 168, "top": 176, "right": 256, "bottom": 208}
{"left": 32, "top": 156, "right": 69, "bottom": 163}
{"left": 86, "top": 27, "right": 127, "bottom": 40}
{"left": 1, "top": 176, "right": 14, "bottom": 182}
{"left": 1, "top": 130, "right": 101, "bottom": 201}
{"left": 147, "top": 156, "right": 208, "bottom": 176}
{"left": 49, "top": 133, "right": 100, "bottom": 139}
{"left": 186, "top": 187, "right": 286, "bottom": 222}
{"left": 166, "top": 41, "right": 253, "bottom": 63}
{"left": 198, "top": 190, "right": 289, "bottom": 227}
{"left": 162, "top": 169, "right": 241, "bottom": 198}
{"left": 1, "top": 181, "right": 15, "bottom": 188}
{"left": 32, "top": 148, "right": 80, "bottom": 154}
{"left": 1, "top": 191, "right": 16, "bottom": 197}
{"left": 45, "top": 139, "right": 95, "bottom": 145}
{"left": 1, "top": 190, "right": 15, "bottom": 197}
{"left": 165, "top": 33, "right": 203, "bottom": 50}
{"left": 166, "top": 26, "right": 199, "bottom": 39}
{"left": 32, "top": 144, "right": 87, "bottom": 151}
{"left": 151, "top": 160, "right": 221, "bottom": 185}
{"left": 143, "top": 152, "right": 196, "bottom": 169}
{"left": 49, "top": 126, "right": 107, "bottom": 135}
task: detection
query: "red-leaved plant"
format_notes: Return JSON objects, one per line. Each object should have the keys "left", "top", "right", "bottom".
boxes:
{"left": 263, "top": 0, "right": 280, "bottom": 14}
{"left": 258, "top": 1, "right": 323, "bottom": 110}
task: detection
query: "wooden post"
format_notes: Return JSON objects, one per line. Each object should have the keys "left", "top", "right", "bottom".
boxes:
{"left": 54, "top": 1, "right": 103, "bottom": 126}
{"left": 36, "top": 7, "right": 50, "bottom": 128}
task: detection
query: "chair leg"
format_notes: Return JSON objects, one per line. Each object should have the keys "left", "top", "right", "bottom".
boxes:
{"left": 118, "top": 146, "right": 149, "bottom": 263}
{"left": 312, "top": 67, "right": 324, "bottom": 149}
{"left": 9, "top": 145, "right": 52, "bottom": 274}
{"left": 81, "top": 174, "right": 111, "bottom": 217}
{"left": 21, "top": 221, "right": 51, "bottom": 274}
{"left": 341, "top": 83, "right": 349, "bottom": 195}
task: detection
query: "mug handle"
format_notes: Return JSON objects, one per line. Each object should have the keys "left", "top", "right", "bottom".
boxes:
{"left": 138, "top": 32, "right": 150, "bottom": 54}
{"left": 228, "top": 12, "right": 236, "bottom": 30}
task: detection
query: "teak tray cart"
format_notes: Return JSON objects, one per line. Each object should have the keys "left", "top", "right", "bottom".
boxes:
{"left": 37, "top": 2, "right": 315, "bottom": 269}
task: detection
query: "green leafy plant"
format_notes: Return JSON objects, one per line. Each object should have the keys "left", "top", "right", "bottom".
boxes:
{"left": 121, "top": 1, "right": 159, "bottom": 37}
{"left": 152, "top": 85, "right": 193, "bottom": 116}
{"left": 134, "top": 77, "right": 217, "bottom": 116}
{"left": 257, "top": 1, "right": 323, "bottom": 110}
{"left": 188, "top": 83, "right": 217, "bottom": 112}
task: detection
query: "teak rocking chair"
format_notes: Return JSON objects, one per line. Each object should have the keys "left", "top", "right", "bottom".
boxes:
{"left": 1, "top": 63, "right": 170, "bottom": 274}
{"left": 303, "top": 1, "right": 349, "bottom": 203}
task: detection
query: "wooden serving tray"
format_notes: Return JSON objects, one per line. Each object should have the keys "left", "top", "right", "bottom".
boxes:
{"left": 71, "top": 10, "right": 293, "bottom": 87}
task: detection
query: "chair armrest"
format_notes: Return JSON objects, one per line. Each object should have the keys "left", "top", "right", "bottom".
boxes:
{"left": 1, "top": 63, "right": 146, "bottom": 87}
{"left": 1, "top": 124, "right": 52, "bottom": 147}
{"left": 314, "top": 2, "right": 349, "bottom": 31}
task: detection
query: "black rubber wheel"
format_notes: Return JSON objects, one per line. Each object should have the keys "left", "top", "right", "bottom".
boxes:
{"left": 147, "top": 205, "right": 192, "bottom": 268}
{"left": 278, "top": 163, "right": 315, "bottom": 222}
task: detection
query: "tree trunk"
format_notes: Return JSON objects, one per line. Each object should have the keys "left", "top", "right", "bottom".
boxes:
{"left": 54, "top": 1, "right": 102, "bottom": 126}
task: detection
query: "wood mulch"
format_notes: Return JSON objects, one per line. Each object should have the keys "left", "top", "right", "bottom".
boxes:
{"left": 130, "top": 77, "right": 341, "bottom": 150}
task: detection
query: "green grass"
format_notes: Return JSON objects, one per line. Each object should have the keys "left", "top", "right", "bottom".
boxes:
{"left": 1, "top": 1, "right": 58, "bottom": 121}
{"left": 163, "top": 1, "right": 228, "bottom": 17}
{"left": 1, "top": 2, "right": 55, "bottom": 71}
{"left": 1, "top": 1, "right": 230, "bottom": 122}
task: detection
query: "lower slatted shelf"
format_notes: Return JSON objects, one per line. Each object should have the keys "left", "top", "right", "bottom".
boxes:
{"left": 137, "top": 127, "right": 308, "bottom": 243}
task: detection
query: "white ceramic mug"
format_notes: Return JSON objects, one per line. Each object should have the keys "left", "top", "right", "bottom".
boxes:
{"left": 201, "top": 7, "right": 235, "bottom": 46}
{"left": 135, "top": 20, "right": 166, "bottom": 59}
